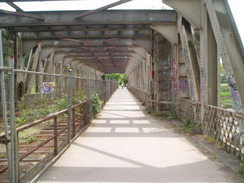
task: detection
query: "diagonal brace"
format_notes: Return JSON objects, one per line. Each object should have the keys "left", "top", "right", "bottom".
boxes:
{"left": 75, "top": 0, "right": 132, "bottom": 19}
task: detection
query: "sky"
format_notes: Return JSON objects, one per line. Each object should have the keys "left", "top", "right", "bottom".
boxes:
{"left": 0, "top": 0, "right": 243, "bottom": 43}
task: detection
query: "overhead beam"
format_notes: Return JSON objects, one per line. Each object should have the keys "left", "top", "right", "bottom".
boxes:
{"left": 21, "top": 30, "right": 152, "bottom": 40}
{"left": 75, "top": 0, "right": 132, "bottom": 19}
{"left": 0, "top": 10, "right": 176, "bottom": 28}
{"left": 0, "top": 0, "right": 72, "bottom": 1}
{"left": 0, "top": 10, "right": 45, "bottom": 20}
{"left": 41, "top": 39, "right": 134, "bottom": 47}
{"left": 6, "top": 2, "right": 23, "bottom": 12}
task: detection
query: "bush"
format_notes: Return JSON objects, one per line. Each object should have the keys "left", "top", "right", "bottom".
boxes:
{"left": 91, "top": 94, "right": 103, "bottom": 115}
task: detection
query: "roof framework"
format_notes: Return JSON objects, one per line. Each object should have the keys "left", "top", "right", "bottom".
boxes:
{"left": 0, "top": 0, "right": 177, "bottom": 73}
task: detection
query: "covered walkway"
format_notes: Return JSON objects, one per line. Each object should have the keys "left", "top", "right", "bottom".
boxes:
{"left": 38, "top": 89, "right": 241, "bottom": 183}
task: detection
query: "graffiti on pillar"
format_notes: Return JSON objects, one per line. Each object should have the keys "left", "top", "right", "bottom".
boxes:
{"left": 179, "top": 78, "right": 189, "bottom": 98}
{"left": 171, "top": 59, "right": 178, "bottom": 99}
{"left": 227, "top": 76, "right": 242, "bottom": 111}
{"left": 227, "top": 77, "right": 237, "bottom": 91}
{"left": 200, "top": 67, "right": 206, "bottom": 103}
{"left": 172, "top": 59, "right": 178, "bottom": 82}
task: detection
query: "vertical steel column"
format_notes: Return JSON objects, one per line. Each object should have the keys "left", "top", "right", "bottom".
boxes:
{"left": 67, "top": 69, "right": 73, "bottom": 143}
{"left": 9, "top": 57, "right": 19, "bottom": 182}
{"left": 0, "top": 30, "right": 12, "bottom": 182}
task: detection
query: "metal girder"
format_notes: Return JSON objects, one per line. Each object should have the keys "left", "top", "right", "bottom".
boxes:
{"left": 162, "top": 0, "right": 201, "bottom": 28}
{"left": 0, "top": 10, "right": 176, "bottom": 28}
{"left": 8, "top": 24, "right": 151, "bottom": 33}
{"left": 0, "top": 0, "right": 72, "bottom": 1}
{"left": 0, "top": 10, "right": 45, "bottom": 20}
{"left": 179, "top": 25, "right": 200, "bottom": 101}
{"left": 204, "top": 0, "right": 244, "bottom": 112}
{"left": 6, "top": 2, "right": 23, "bottom": 12}
{"left": 150, "top": 24, "right": 177, "bottom": 45}
{"left": 40, "top": 38, "right": 152, "bottom": 55}
{"left": 41, "top": 39, "right": 134, "bottom": 47}
{"left": 75, "top": 0, "right": 132, "bottom": 19}
{"left": 21, "top": 30, "right": 152, "bottom": 40}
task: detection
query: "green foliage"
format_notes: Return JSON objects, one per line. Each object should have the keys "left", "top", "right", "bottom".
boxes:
{"left": 168, "top": 106, "right": 177, "bottom": 119}
{"left": 220, "top": 63, "right": 227, "bottom": 83}
{"left": 238, "top": 159, "right": 244, "bottom": 178}
{"left": 20, "top": 136, "right": 38, "bottom": 144}
{"left": 219, "top": 64, "right": 234, "bottom": 109}
{"left": 102, "top": 73, "right": 128, "bottom": 86}
{"left": 205, "top": 135, "right": 224, "bottom": 150}
{"left": 220, "top": 83, "right": 234, "bottom": 109}
{"left": 18, "top": 126, "right": 40, "bottom": 144}
{"left": 182, "top": 119, "right": 202, "bottom": 135}
{"left": 24, "top": 52, "right": 30, "bottom": 68}
{"left": 92, "top": 94, "right": 103, "bottom": 115}
{"left": 54, "top": 94, "right": 68, "bottom": 111}
{"left": 146, "top": 106, "right": 158, "bottom": 117}
{"left": 16, "top": 91, "right": 86, "bottom": 127}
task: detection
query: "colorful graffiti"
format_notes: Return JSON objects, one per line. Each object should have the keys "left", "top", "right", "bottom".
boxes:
{"left": 172, "top": 59, "right": 178, "bottom": 82}
{"left": 179, "top": 79, "right": 188, "bottom": 92}
{"left": 227, "top": 76, "right": 242, "bottom": 111}
{"left": 227, "top": 77, "right": 237, "bottom": 91}
{"left": 171, "top": 59, "right": 178, "bottom": 100}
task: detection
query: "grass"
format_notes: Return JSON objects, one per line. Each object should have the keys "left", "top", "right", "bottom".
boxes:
{"left": 238, "top": 159, "right": 244, "bottom": 178}
{"left": 146, "top": 107, "right": 158, "bottom": 117}
{"left": 16, "top": 91, "right": 86, "bottom": 127}
{"left": 18, "top": 126, "right": 41, "bottom": 144}
{"left": 205, "top": 135, "right": 225, "bottom": 150}
{"left": 182, "top": 119, "right": 202, "bottom": 135}
{"left": 220, "top": 83, "right": 234, "bottom": 109}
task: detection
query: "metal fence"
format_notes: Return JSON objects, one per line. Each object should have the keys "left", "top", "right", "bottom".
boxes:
{"left": 0, "top": 63, "right": 117, "bottom": 182}
{"left": 129, "top": 86, "right": 244, "bottom": 159}
{"left": 177, "top": 98, "right": 244, "bottom": 159}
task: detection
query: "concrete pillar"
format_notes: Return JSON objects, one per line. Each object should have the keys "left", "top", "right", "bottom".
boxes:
{"left": 153, "top": 33, "right": 172, "bottom": 113}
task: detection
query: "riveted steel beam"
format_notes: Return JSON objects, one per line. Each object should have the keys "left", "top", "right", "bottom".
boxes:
{"left": 7, "top": 24, "right": 152, "bottom": 33}
{"left": 204, "top": 0, "right": 244, "bottom": 112}
{"left": 0, "top": 10, "right": 176, "bottom": 29}
{"left": 20, "top": 30, "right": 152, "bottom": 40}
{"left": 75, "top": 0, "right": 132, "bottom": 19}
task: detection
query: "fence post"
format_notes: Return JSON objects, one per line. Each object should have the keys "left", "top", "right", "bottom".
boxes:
{"left": 72, "top": 108, "right": 76, "bottom": 137}
{"left": 54, "top": 116, "right": 58, "bottom": 155}
{"left": 67, "top": 69, "right": 73, "bottom": 143}
{"left": 0, "top": 30, "right": 13, "bottom": 182}
{"left": 9, "top": 57, "right": 19, "bottom": 182}
{"left": 86, "top": 79, "right": 92, "bottom": 121}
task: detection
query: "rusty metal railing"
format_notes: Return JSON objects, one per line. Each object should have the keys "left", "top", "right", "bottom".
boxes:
{"left": 0, "top": 102, "right": 88, "bottom": 182}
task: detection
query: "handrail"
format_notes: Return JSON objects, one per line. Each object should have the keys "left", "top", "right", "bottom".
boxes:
{"left": 0, "top": 102, "right": 87, "bottom": 139}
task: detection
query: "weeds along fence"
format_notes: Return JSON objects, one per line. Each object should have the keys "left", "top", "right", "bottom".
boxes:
{"left": 177, "top": 98, "right": 244, "bottom": 159}
{"left": 0, "top": 63, "right": 117, "bottom": 182}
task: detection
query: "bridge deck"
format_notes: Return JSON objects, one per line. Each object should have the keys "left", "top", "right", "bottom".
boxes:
{"left": 37, "top": 89, "right": 241, "bottom": 183}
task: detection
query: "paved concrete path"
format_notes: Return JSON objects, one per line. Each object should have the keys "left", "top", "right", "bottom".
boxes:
{"left": 38, "top": 89, "right": 242, "bottom": 183}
